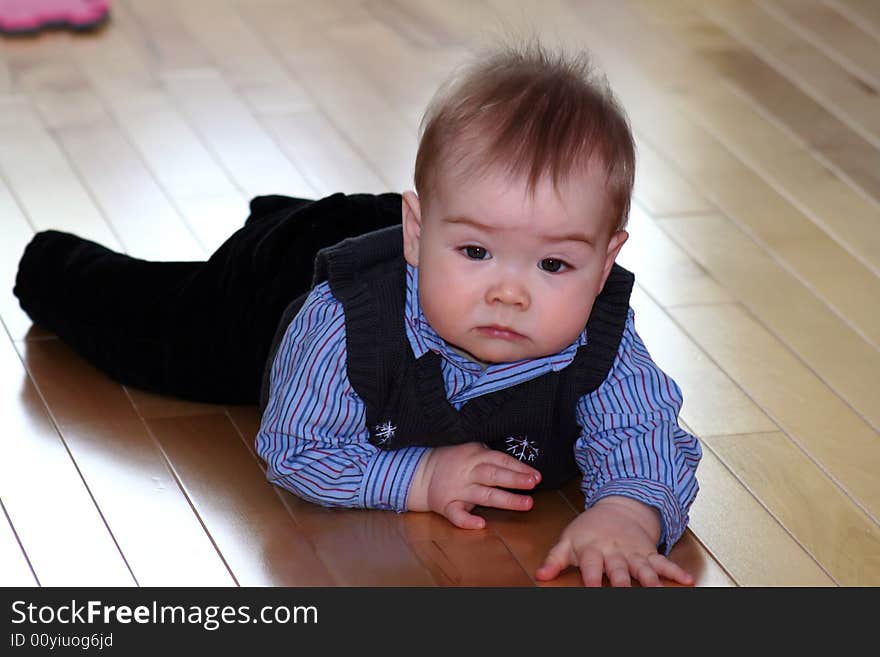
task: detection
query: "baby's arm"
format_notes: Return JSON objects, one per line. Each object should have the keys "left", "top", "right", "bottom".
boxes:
{"left": 256, "top": 284, "right": 426, "bottom": 511}
{"left": 537, "top": 310, "right": 701, "bottom": 586}
{"left": 256, "top": 284, "right": 540, "bottom": 518}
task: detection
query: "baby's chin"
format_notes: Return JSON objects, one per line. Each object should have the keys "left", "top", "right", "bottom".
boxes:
{"left": 448, "top": 337, "right": 554, "bottom": 366}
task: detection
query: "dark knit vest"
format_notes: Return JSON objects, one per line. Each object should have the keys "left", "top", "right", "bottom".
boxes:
{"left": 262, "top": 226, "right": 634, "bottom": 489}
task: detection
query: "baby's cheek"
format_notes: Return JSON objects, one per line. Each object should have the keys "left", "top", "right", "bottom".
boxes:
{"left": 540, "top": 293, "right": 593, "bottom": 347}
{"left": 420, "top": 281, "right": 460, "bottom": 331}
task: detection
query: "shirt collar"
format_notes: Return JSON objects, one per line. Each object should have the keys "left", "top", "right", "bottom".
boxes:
{"left": 403, "top": 263, "right": 587, "bottom": 375}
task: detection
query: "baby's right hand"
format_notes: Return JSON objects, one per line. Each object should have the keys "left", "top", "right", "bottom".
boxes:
{"left": 407, "top": 443, "right": 541, "bottom": 529}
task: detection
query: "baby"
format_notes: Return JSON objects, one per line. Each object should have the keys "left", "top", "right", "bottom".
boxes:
{"left": 14, "top": 41, "right": 701, "bottom": 587}
{"left": 254, "top": 42, "right": 701, "bottom": 587}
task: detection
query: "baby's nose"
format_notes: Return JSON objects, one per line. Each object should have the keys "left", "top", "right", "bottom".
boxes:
{"left": 486, "top": 279, "right": 531, "bottom": 309}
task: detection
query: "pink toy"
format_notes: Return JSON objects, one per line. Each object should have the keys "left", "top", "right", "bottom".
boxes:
{"left": 0, "top": 0, "right": 109, "bottom": 35}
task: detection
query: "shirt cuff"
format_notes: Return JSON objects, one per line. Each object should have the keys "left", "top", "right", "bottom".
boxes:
{"left": 587, "top": 479, "right": 686, "bottom": 555}
{"left": 359, "top": 446, "right": 429, "bottom": 512}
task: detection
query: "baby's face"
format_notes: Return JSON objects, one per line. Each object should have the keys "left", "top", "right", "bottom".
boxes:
{"left": 402, "top": 163, "right": 628, "bottom": 363}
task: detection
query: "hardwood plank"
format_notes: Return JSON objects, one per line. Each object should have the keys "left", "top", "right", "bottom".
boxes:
{"left": 762, "top": 0, "right": 880, "bottom": 88}
{"left": 686, "top": 445, "right": 834, "bottom": 585}
{"left": 4, "top": 36, "right": 203, "bottom": 263}
{"left": 830, "top": 0, "right": 880, "bottom": 36}
{"left": 227, "top": 398, "right": 535, "bottom": 586}
{"left": 681, "top": 145, "right": 879, "bottom": 334}
{"left": 632, "top": 136, "right": 716, "bottom": 217}
{"left": 617, "top": 203, "right": 735, "bottom": 307}
{"left": 648, "top": 2, "right": 880, "bottom": 273}
{"left": 365, "top": 0, "right": 464, "bottom": 48}
{"left": 629, "top": 286, "right": 779, "bottom": 439}
{"left": 0, "top": 24, "right": 68, "bottom": 94}
{"left": 0, "top": 500, "right": 38, "bottom": 586}
{"left": 108, "top": 105, "right": 242, "bottom": 201}
{"left": 19, "top": 340, "right": 235, "bottom": 586}
{"left": 477, "top": 491, "right": 586, "bottom": 587}
{"left": 631, "top": 6, "right": 880, "bottom": 268}
{"left": 225, "top": 406, "right": 433, "bottom": 587}
{"left": 0, "top": 337, "right": 133, "bottom": 586}
{"left": 635, "top": 0, "right": 880, "bottom": 217}
{"left": 387, "top": 0, "right": 508, "bottom": 47}
{"left": 680, "top": 23, "right": 880, "bottom": 204}
{"left": 160, "top": 68, "right": 316, "bottom": 199}
{"left": 687, "top": 167, "right": 880, "bottom": 349}
{"left": 224, "top": 405, "right": 263, "bottom": 456}
{"left": 10, "top": 55, "right": 110, "bottom": 131}
{"left": 164, "top": 0, "right": 314, "bottom": 116}
{"left": 126, "top": 387, "right": 227, "bottom": 421}
{"left": 0, "top": 101, "right": 119, "bottom": 247}
{"left": 701, "top": 0, "right": 880, "bottom": 147}
{"left": 115, "top": 0, "right": 213, "bottom": 71}
{"left": 819, "top": 142, "right": 880, "bottom": 207}
{"left": 397, "top": 510, "right": 535, "bottom": 586}
{"left": 748, "top": 149, "right": 880, "bottom": 277}
{"left": 326, "top": 15, "right": 467, "bottom": 131}
{"left": 238, "top": 0, "right": 417, "bottom": 190}
{"left": 236, "top": 408, "right": 530, "bottom": 586}
{"left": 667, "top": 531, "right": 737, "bottom": 587}
{"left": 55, "top": 123, "right": 206, "bottom": 261}
{"left": 0, "top": 46, "right": 10, "bottom": 94}
{"left": 563, "top": 0, "right": 721, "bottom": 97}
{"left": 659, "top": 213, "right": 880, "bottom": 430}
{"left": 0, "top": 179, "right": 37, "bottom": 342}
{"left": 704, "top": 431, "right": 880, "bottom": 585}
{"left": 288, "top": 504, "right": 438, "bottom": 586}
{"left": 146, "top": 413, "right": 337, "bottom": 586}
{"left": 173, "top": 192, "right": 250, "bottom": 255}
{"left": 261, "top": 110, "right": 388, "bottom": 196}
{"left": 71, "top": 28, "right": 241, "bottom": 203}
{"left": 669, "top": 303, "right": 880, "bottom": 525}
{"left": 563, "top": 1, "right": 880, "bottom": 345}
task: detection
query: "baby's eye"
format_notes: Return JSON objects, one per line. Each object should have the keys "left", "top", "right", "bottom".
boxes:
{"left": 539, "top": 258, "right": 569, "bottom": 273}
{"left": 461, "top": 245, "right": 490, "bottom": 260}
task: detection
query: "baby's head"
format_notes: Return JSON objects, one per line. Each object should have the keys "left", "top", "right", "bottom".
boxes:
{"left": 402, "top": 40, "right": 635, "bottom": 364}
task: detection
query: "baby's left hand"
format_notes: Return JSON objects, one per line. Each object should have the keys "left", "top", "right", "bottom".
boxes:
{"left": 535, "top": 496, "right": 694, "bottom": 587}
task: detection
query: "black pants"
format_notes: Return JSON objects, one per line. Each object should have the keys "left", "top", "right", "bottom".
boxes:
{"left": 13, "top": 192, "right": 402, "bottom": 405}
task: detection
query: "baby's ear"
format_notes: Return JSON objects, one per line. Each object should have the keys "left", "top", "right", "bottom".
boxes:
{"left": 401, "top": 191, "right": 423, "bottom": 267}
{"left": 600, "top": 229, "right": 629, "bottom": 289}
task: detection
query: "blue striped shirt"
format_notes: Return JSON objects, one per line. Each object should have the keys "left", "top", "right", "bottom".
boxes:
{"left": 256, "top": 264, "right": 701, "bottom": 551}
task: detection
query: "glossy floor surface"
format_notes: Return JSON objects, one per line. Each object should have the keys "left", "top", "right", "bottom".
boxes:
{"left": 1, "top": 0, "right": 878, "bottom": 587}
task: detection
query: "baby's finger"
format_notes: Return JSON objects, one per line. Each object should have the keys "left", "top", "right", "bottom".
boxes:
{"left": 443, "top": 501, "right": 485, "bottom": 530}
{"left": 469, "top": 485, "right": 533, "bottom": 512}
{"left": 627, "top": 554, "right": 662, "bottom": 588}
{"left": 472, "top": 462, "right": 539, "bottom": 490}
{"left": 576, "top": 546, "right": 605, "bottom": 587}
{"left": 603, "top": 553, "right": 632, "bottom": 587}
{"left": 648, "top": 554, "right": 695, "bottom": 586}
{"left": 482, "top": 449, "right": 542, "bottom": 479}
{"left": 535, "top": 540, "right": 574, "bottom": 582}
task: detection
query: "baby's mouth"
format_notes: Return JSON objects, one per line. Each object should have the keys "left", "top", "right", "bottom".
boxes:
{"left": 475, "top": 325, "right": 527, "bottom": 341}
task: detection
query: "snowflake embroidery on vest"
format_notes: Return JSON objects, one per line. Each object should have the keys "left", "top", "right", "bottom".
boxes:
{"left": 374, "top": 420, "right": 397, "bottom": 444}
{"left": 505, "top": 436, "right": 539, "bottom": 462}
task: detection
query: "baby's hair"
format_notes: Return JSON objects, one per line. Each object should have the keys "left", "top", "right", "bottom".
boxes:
{"left": 414, "top": 38, "right": 635, "bottom": 231}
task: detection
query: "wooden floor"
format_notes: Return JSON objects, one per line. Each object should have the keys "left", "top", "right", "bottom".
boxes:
{"left": 0, "top": 0, "right": 878, "bottom": 587}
